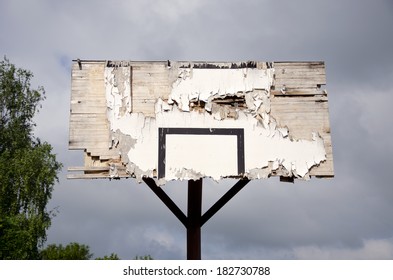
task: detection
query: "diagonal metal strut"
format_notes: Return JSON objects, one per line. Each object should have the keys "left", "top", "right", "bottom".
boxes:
{"left": 201, "top": 178, "right": 250, "bottom": 226}
{"left": 142, "top": 177, "right": 250, "bottom": 228}
{"left": 142, "top": 177, "right": 188, "bottom": 227}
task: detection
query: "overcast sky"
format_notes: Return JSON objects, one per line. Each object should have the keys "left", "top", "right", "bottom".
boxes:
{"left": 1, "top": 0, "right": 393, "bottom": 260}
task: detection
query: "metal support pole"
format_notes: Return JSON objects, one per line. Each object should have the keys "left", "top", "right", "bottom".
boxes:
{"left": 187, "top": 179, "right": 202, "bottom": 260}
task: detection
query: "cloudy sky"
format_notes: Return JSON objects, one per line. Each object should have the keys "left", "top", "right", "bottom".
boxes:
{"left": 1, "top": 0, "right": 393, "bottom": 260}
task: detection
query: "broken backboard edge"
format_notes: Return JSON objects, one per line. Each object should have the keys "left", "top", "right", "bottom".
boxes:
{"left": 68, "top": 60, "right": 334, "bottom": 181}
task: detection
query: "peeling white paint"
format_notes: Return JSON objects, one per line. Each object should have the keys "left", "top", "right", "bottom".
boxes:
{"left": 104, "top": 65, "right": 327, "bottom": 185}
{"left": 105, "top": 66, "right": 131, "bottom": 140}
{"left": 109, "top": 164, "right": 119, "bottom": 179}
{"left": 168, "top": 68, "right": 274, "bottom": 113}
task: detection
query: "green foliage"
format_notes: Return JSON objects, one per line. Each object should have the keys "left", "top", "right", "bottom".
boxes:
{"left": 40, "top": 243, "right": 93, "bottom": 260}
{"left": 134, "top": 254, "right": 154, "bottom": 260}
{"left": 95, "top": 253, "right": 120, "bottom": 260}
{"left": 0, "top": 57, "right": 62, "bottom": 259}
{"left": 40, "top": 242, "right": 153, "bottom": 260}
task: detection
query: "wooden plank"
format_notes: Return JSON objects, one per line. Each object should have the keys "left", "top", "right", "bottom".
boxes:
{"left": 70, "top": 106, "right": 106, "bottom": 114}
{"left": 68, "top": 166, "right": 110, "bottom": 171}
{"left": 69, "top": 134, "right": 109, "bottom": 141}
{"left": 274, "top": 68, "right": 326, "bottom": 76}
{"left": 274, "top": 80, "right": 325, "bottom": 88}
{"left": 271, "top": 89, "right": 326, "bottom": 96}
{"left": 69, "top": 128, "right": 108, "bottom": 135}
{"left": 273, "top": 61, "right": 326, "bottom": 90}
{"left": 98, "top": 154, "right": 122, "bottom": 160}
{"left": 132, "top": 86, "right": 171, "bottom": 94}
{"left": 67, "top": 173, "right": 130, "bottom": 179}
{"left": 274, "top": 77, "right": 326, "bottom": 84}
{"left": 69, "top": 121, "right": 108, "bottom": 128}
{"left": 68, "top": 166, "right": 126, "bottom": 172}
{"left": 69, "top": 140, "right": 110, "bottom": 150}
{"left": 69, "top": 133, "right": 109, "bottom": 141}
{"left": 274, "top": 67, "right": 325, "bottom": 74}
{"left": 271, "top": 94, "right": 328, "bottom": 101}
{"left": 69, "top": 137, "right": 109, "bottom": 144}
{"left": 70, "top": 128, "right": 108, "bottom": 136}
{"left": 270, "top": 91, "right": 327, "bottom": 97}
{"left": 270, "top": 105, "right": 328, "bottom": 111}
{"left": 70, "top": 113, "right": 107, "bottom": 120}
{"left": 274, "top": 61, "right": 325, "bottom": 68}
{"left": 271, "top": 111, "right": 330, "bottom": 118}
{"left": 271, "top": 106, "right": 329, "bottom": 113}
{"left": 71, "top": 90, "right": 105, "bottom": 96}
{"left": 69, "top": 124, "right": 107, "bottom": 131}
{"left": 70, "top": 100, "right": 106, "bottom": 107}
{"left": 86, "top": 147, "right": 120, "bottom": 156}
{"left": 70, "top": 104, "right": 106, "bottom": 113}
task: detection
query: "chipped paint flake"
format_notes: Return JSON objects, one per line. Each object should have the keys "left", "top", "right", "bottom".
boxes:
{"left": 168, "top": 68, "right": 274, "bottom": 113}
{"left": 105, "top": 66, "right": 131, "bottom": 137}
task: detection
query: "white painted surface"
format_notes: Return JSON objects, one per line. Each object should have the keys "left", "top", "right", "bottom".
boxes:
{"left": 165, "top": 134, "right": 238, "bottom": 181}
{"left": 109, "top": 107, "right": 327, "bottom": 183}
{"left": 169, "top": 68, "right": 274, "bottom": 112}
{"left": 104, "top": 66, "right": 131, "bottom": 136}
{"left": 103, "top": 66, "right": 327, "bottom": 184}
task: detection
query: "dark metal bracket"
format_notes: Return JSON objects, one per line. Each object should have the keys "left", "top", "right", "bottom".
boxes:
{"left": 142, "top": 177, "right": 250, "bottom": 259}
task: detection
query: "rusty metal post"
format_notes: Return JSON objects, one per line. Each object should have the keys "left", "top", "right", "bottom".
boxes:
{"left": 187, "top": 179, "right": 202, "bottom": 260}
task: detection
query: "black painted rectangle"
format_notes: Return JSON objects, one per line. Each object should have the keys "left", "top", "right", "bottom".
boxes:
{"left": 158, "top": 128, "right": 245, "bottom": 179}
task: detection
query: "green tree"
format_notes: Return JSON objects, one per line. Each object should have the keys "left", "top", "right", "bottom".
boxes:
{"left": 0, "top": 57, "right": 62, "bottom": 259}
{"left": 40, "top": 243, "right": 93, "bottom": 260}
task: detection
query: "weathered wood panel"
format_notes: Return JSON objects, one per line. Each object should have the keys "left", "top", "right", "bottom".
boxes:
{"left": 69, "top": 61, "right": 121, "bottom": 168}
{"left": 270, "top": 93, "right": 333, "bottom": 177}
{"left": 69, "top": 62, "right": 107, "bottom": 152}
{"left": 132, "top": 62, "right": 171, "bottom": 117}
{"left": 273, "top": 61, "right": 326, "bottom": 92}
{"left": 68, "top": 60, "right": 334, "bottom": 180}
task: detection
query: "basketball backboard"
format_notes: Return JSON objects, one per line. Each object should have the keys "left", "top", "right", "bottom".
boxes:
{"left": 68, "top": 60, "right": 333, "bottom": 184}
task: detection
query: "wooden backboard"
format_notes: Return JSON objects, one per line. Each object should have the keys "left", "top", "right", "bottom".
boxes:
{"left": 68, "top": 60, "right": 333, "bottom": 184}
